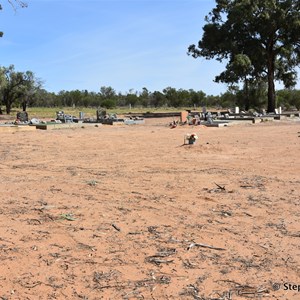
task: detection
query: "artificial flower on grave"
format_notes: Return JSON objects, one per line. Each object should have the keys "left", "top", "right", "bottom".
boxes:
{"left": 190, "top": 133, "right": 198, "bottom": 140}
{"left": 186, "top": 133, "right": 199, "bottom": 144}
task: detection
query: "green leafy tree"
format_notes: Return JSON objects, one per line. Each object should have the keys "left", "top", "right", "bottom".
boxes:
{"left": 0, "top": 65, "right": 38, "bottom": 114}
{"left": 290, "top": 90, "right": 300, "bottom": 110}
{"left": 32, "top": 89, "right": 56, "bottom": 107}
{"left": 99, "top": 86, "right": 117, "bottom": 107}
{"left": 150, "top": 91, "right": 167, "bottom": 107}
{"left": 68, "top": 90, "right": 83, "bottom": 107}
{"left": 189, "top": 89, "right": 206, "bottom": 107}
{"left": 101, "top": 99, "right": 116, "bottom": 109}
{"left": 277, "top": 89, "right": 300, "bottom": 110}
{"left": 139, "top": 87, "right": 151, "bottom": 107}
{"left": 57, "top": 90, "right": 71, "bottom": 107}
{"left": 99, "top": 86, "right": 116, "bottom": 100}
{"left": 163, "top": 87, "right": 178, "bottom": 107}
{"left": 188, "top": 0, "right": 300, "bottom": 112}
{"left": 124, "top": 89, "right": 139, "bottom": 107}
{"left": 205, "top": 94, "right": 220, "bottom": 108}
{"left": 0, "top": 68, "right": 5, "bottom": 113}
{"left": 236, "top": 80, "right": 268, "bottom": 111}
{"left": 177, "top": 89, "right": 191, "bottom": 107}
{"left": 83, "top": 90, "right": 100, "bottom": 107}
{"left": 20, "top": 73, "right": 42, "bottom": 111}
{"left": 219, "top": 91, "right": 237, "bottom": 109}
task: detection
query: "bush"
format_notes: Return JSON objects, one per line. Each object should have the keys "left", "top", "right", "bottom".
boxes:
{"left": 101, "top": 99, "right": 116, "bottom": 109}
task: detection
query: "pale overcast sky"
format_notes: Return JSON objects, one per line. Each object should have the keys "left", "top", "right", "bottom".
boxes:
{"left": 1, "top": 0, "right": 298, "bottom": 95}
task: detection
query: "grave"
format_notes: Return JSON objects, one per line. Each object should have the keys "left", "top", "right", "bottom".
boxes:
{"left": 96, "top": 109, "right": 124, "bottom": 125}
{"left": 16, "top": 111, "right": 29, "bottom": 122}
{"left": 180, "top": 111, "right": 189, "bottom": 123}
{"left": 56, "top": 111, "right": 75, "bottom": 123}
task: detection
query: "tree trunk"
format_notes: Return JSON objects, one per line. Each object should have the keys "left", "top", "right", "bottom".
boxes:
{"left": 267, "top": 53, "right": 276, "bottom": 113}
{"left": 22, "top": 100, "right": 27, "bottom": 112}
{"left": 244, "top": 79, "right": 250, "bottom": 111}
{"left": 5, "top": 97, "right": 11, "bottom": 114}
{"left": 3, "top": 91, "right": 12, "bottom": 115}
{"left": 6, "top": 104, "right": 11, "bottom": 114}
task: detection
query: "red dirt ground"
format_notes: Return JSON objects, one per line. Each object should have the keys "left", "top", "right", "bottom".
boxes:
{"left": 0, "top": 118, "right": 299, "bottom": 299}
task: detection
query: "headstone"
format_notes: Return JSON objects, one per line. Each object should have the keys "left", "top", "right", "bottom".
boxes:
{"left": 97, "top": 109, "right": 107, "bottom": 120}
{"left": 16, "top": 111, "right": 28, "bottom": 122}
{"left": 207, "top": 112, "right": 213, "bottom": 124}
{"left": 278, "top": 107, "right": 282, "bottom": 114}
{"left": 235, "top": 106, "right": 239, "bottom": 114}
{"left": 202, "top": 106, "right": 207, "bottom": 113}
{"left": 275, "top": 109, "right": 279, "bottom": 114}
{"left": 56, "top": 111, "right": 73, "bottom": 123}
{"left": 180, "top": 111, "right": 188, "bottom": 123}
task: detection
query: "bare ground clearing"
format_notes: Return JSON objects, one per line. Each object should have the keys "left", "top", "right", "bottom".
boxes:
{"left": 0, "top": 118, "right": 299, "bottom": 299}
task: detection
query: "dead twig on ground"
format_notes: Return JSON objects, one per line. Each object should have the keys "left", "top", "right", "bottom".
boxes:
{"left": 17, "top": 280, "right": 42, "bottom": 288}
{"left": 155, "top": 247, "right": 176, "bottom": 257}
{"left": 183, "top": 259, "right": 198, "bottom": 269}
{"left": 86, "top": 180, "right": 98, "bottom": 186}
{"left": 205, "top": 183, "right": 233, "bottom": 193}
{"left": 111, "top": 223, "right": 121, "bottom": 232}
{"left": 217, "top": 280, "right": 270, "bottom": 298}
{"left": 214, "top": 182, "right": 226, "bottom": 190}
{"left": 187, "top": 243, "right": 226, "bottom": 251}
{"left": 145, "top": 256, "right": 174, "bottom": 265}
{"left": 26, "top": 218, "right": 42, "bottom": 225}
{"left": 60, "top": 213, "right": 76, "bottom": 221}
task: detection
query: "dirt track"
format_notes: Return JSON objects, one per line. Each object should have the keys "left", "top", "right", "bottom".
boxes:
{"left": 0, "top": 118, "right": 299, "bottom": 299}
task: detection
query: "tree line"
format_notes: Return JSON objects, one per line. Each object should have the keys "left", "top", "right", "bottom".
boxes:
{"left": 1, "top": 0, "right": 300, "bottom": 114}
{"left": 0, "top": 64, "right": 299, "bottom": 114}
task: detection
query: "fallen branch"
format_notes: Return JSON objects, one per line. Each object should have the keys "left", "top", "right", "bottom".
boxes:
{"left": 146, "top": 256, "right": 174, "bottom": 265}
{"left": 187, "top": 242, "right": 226, "bottom": 251}
{"left": 17, "top": 281, "right": 42, "bottom": 288}
{"left": 214, "top": 182, "right": 226, "bottom": 190}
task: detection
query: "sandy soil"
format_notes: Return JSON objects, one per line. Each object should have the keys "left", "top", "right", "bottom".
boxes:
{"left": 0, "top": 118, "right": 299, "bottom": 300}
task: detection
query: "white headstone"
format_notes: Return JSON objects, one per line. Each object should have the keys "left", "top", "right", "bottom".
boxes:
{"left": 235, "top": 106, "right": 239, "bottom": 114}
{"left": 278, "top": 107, "right": 282, "bottom": 114}
{"left": 275, "top": 109, "right": 279, "bottom": 114}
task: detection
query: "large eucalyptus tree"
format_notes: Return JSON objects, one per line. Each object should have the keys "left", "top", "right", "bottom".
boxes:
{"left": 188, "top": 0, "right": 300, "bottom": 112}
{"left": 0, "top": 65, "right": 37, "bottom": 114}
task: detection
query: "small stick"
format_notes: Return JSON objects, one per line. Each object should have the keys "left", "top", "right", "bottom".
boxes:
{"left": 187, "top": 242, "right": 226, "bottom": 251}
{"left": 214, "top": 182, "right": 226, "bottom": 190}
{"left": 111, "top": 223, "right": 121, "bottom": 232}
